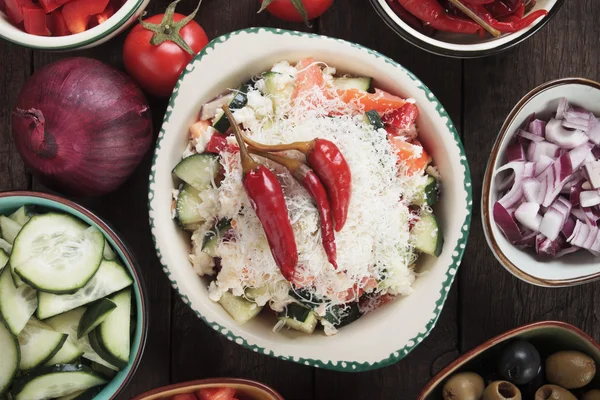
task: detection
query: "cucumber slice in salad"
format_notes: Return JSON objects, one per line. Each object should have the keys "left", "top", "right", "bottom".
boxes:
{"left": 88, "top": 289, "right": 131, "bottom": 369}
{"left": 411, "top": 211, "right": 444, "bottom": 257}
{"left": 262, "top": 72, "right": 294, "bottom": 113}
{"left": 0, "top": 238, "right": 12, "bottom": 255}
{"left": 218, "top": 292, "right": 262, "bottom": 325}
{"left": 0, "top": 267, "right": 37, "bottom": 336}
{"left": 412, "top": 175, "right": 439, "bottom": 207}
{"left": 333, "top": 77, "right": 373, "bottom": 92}
{"left": 364, "top": 110, "right": 384, "bottom": 131}
{"left": 0, "top": 249, "right": 8, "bottom": 274}
{"left": 9, "top": 206, "right": 33, "bottom": 226}
{"left": 11, "top": 364, "right": 106, "bottom": 400}
{"left": 0, "top": 320, "right": 19, "bottom": 396}
{"left": 44, "top": 308, "right": 118, "bottom": 371}
{"left": 56, "top": 386, "right": 104, "bottom": 400}
{"left": 11, "top": 214, "right": 105, "bottom": 294}
{"left": 176, "top": 184, "right": 206, "bottom": 226}
{"left": 17, "top": 318, "right": 67, "bottom": 371}
{"left": 37, "top": 259, "right": 133, "bottom": 320}
{"left": 202, "top": 219, "right": 232, "bottom": 257}
{"left": 212, "top": 85, "right": 250, "bottom": 133}
{"left": 44, "top": 336, "right": 83, "bottom": 366}
{"left": 278, "top": 304, "right": 318, "bottom": 334}
{"left": 172, "top": 154, "right": 222, "bottom": 192}
{"left": 77, "top": 299, "right": 116, "bottom": 339}
{"left": 0, "top": 216, "right": 22, "bottom": 245}
{"left": 102, "top": 241, "right": 116, "bottom": 261}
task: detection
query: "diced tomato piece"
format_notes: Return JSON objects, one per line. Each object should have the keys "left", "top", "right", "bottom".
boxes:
{"left": 47, "top": 9, "right": 70, "bottom": 36}
{"left": 171, "top": 394, "right": 198, "bottom": 400}
{"left": 338, "top": 88, "right": 406, "bottom": 114}
{"left": 95, "top": 4, "right": 114, "bottom": 25}
{"left": 383, "top": 103, "right": 419, "bottom": 131}
{"left": 38, "top": 0, "right": 71, "bottom": 13}
{"left": 205, "top": 133, "right": 228, "bottom": 154}
{"left": 292, "top": 57, "right": 325, "bottom": 101}
{"left": 389, "top": 138, "right": 431, "bottom": 176}
{"left": 62, "top": 0, "right": 109, "bottom": 34}
{"left": 5, "top": 0, "right": 34, "bottom": 25}
{"left": 195, "top": 388, "right": 236, "bottom": 400}
{"left": 22, "top": 4, "right": 51, "bottom": 36}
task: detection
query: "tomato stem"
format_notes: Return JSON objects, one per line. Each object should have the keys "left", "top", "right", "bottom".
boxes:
{"left": 138, "top": 0, "right": 203, "bottom": 56}
{"left": 257, "top": 0, "right": 312, "bottom": 27}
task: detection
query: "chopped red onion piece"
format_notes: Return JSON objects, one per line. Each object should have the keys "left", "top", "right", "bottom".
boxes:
{"left": 593, "top": 146, "right": 600, "bottom": 159}
{"left": 541, "top": 154, "right": 574, "bottom": 207}
{"left": 562, "top": 216, "right": 576, "bottom": 239}
{"left": 569, "top": 142, "right": 594, "bottom": 170}
{"left": 515, "top": 202, "right": 543, "bottom": 232}
{"left": 584, "top": 161, "right": 600, "bottom": 189}
{"left": 545, "top": 119, "right": 589, "bottom": 149}
{"left": 528, "top": 119, "right": 546, "bottom": 137}
{"left": 565, "top": 107, "right": 592, "bottom": 121}
{"left": 527, "top": 141, "right": 560, "bottom": 162}
{"left": 522, "top": 178, "right": 542, "bottom": 203}
{"left": 568, "top": 220, "right": 589, "bottom": 247}
{"left": 539, "top": 208, "right": 565, "bottom": 240}
{"left": 493, "top": 202, "right": 522, "bottom": 243}
{"left": 570, "top": 179, "right": 586, "bottom": 207}
{"left": 582, "top": 206, "right": 600, "bottom": 227}
{"left": 507, "top": 142, "right": 526, "bottom": 162}
{"left": 556, "top": 98, "right": 569, "bottom": 120}
{"left": 581, "top": 190, "right": 600, "bottom": 208}
{"left": 583, "top": 226, "right": 599, "bottom": 249}
{"left": 555, "top": 246, "right": 580, "bottom": 258}
{"left": 515, "top": 231, "right": 537, "bottom": 248}
{"left": 535, "top": 155, "right": 554, "bottom": 177}
{"left": 517, "top": 129, "right": 545, "bottom": 142}
{"left": 587, "top": 118, "right": 600, "bottom": 145}
{"left": 497, "top": 171, "right": 515, "bottom": 192}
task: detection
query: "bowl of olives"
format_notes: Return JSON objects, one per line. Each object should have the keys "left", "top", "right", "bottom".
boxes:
{"left": 417, "top": 321, "right": 600, "bottom": 399}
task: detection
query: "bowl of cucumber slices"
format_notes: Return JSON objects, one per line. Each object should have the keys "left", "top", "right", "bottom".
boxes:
{"left": 0, "top": 191, "right": 147, "bottom": 400}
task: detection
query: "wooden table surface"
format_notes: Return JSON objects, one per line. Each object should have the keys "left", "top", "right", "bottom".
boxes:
{"left": 1, "top": 1, "right": 599, "bottom": 399}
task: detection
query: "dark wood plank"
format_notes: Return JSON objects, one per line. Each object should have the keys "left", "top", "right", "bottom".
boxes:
{"left": 461, "top": 0, "right": 600, "bottom": 353}
{"left": 313, "top": 1, "right": 462, "bottom": 399}
{"left": 167, "top": 1, "right": 315, "bottom": 399}
{"left": 0, "top": 41, "right": 31, "bottom": 191}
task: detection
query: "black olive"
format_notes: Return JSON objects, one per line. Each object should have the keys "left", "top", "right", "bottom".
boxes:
{"left": 519, "top": 363, "right": 546, "bottom": 399}
{"left": 497, "top": 340, "right": 542, "bottom": 385}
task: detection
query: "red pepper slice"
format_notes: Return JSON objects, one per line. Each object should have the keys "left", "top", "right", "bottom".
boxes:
{"left": 62, "top": 0, "right": 109, "bottom": 34}
{"left": 47, "top": 9, "right": 70, "bottom": 36}
{"left": 95, "top": 4, "right": 114, "bottom": 25}
{"left": 5, "top": 0, "right": 35, "bottom": 25}
{"left": 22, "top": 4, "right": 51, "bottom": 36}
{"left": 38, "top": 0, "right": 71, "bottom": 13}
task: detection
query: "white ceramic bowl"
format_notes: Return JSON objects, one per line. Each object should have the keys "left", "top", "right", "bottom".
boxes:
{"left": 482, "top": 78, "right": 600, "bottom": 287}
{"left": 369, "top": 0, "right": 564, "bottom": 58}
{"left": 149, "top": 28, "right": 472, "bottom": 372}
{"left": 0, "top": 0, "right": 149, "bottom": 50}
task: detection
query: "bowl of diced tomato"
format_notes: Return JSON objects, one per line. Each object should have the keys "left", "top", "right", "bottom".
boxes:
{"left": 130, "top": 378, "right": 284, "bottom": 400}
{"left": 0, "top": 0, "right": 149, "bottom": 50}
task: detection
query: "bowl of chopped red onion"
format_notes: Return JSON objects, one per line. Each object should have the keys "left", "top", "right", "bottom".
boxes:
{"left": 483, "top": 78, "right": 600, "bottom": 287}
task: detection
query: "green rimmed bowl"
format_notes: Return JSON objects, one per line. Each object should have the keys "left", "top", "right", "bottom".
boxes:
{"left": 0, "top": 191, "right": 148, "bottom": 400}
{"left": 148, "top": 28, "right": 472, "bottom": 372}
{"left": 0, "top": 0, "right": 149, "bottom": 51}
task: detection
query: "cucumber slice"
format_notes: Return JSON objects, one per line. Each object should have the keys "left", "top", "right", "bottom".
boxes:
{"left": 102, "top": 241, "right": 116, "bottom": 261}
{"left": 364, "top": 110, "right": 384, "bottom": 131}
{"left": 413, "top": 175, "right": 439, "bottom": 207}
{"left": 278, "top": 304, "right": 318, "bottom": 334}
{"left": 0, "top": 217, "right": 22, "bottom": 245}
{"left": 11, "top": 214, "right": 105, "bottom": 294}
{"left": 18, "top": 318, "right": 67, "bottom": 371}
{"left": 56, "top": 386, "right": 103, "bottom": 400}
{"left": 333, "top": 77, "right": 373, "bottom": 92}
{"left": 172, "top": 154, "right": 221, "bottom": 192}
{"left": 212, "top": 85, "right": 249, "bottom": 133}
{"left": 77, "top": 299, "right": 116, "bottom": 339}
{"left": 0, "top": 320, "right": 19, "bottom": 396}
{"left": 0, "top": 268, "right": 37, "bottom": 336}
{"left": 411, "top": 211, "right": 444, "bottom": 257}
{"left": 9, "top": 206, "right": 33, "bottom": 226}
{"left": 202, "top": 219, "right": 232, "bottom": 257}
{"left": 0, "top": 249, "right": 8, "bottom": 274}
{"left": 89, "top": 361, "right": 117, "bottom": 379}
{"left": 11, "top": 364, "right": 106, "bottom": 400}
{"left": 176, "top": 184, "right": 205, "bottom": 226}
{"left": 262, "top": 72, "right": 294, "bottom": 113}
{"left": 200, "top": 93, "right": 235, "bottom": 120}
{"left": 44, "top": 308, "right": 118, "bottom": 371}
{"left": 323, "top": 303, "right": 362, "bottom": 328}
{"left": 0, "top": 238, "right": 12, "bottom": 255}
{"left": 44, "top": 336, "right": 83, "bottom": 366}
{"left": 218, "top": 292, "right": 262, "bottom": 325}
{"left": 88, "top": 290, "right": 131, "bottom": 369}
{"left": 37, "top": 260, "right": 133, "bottom": 320}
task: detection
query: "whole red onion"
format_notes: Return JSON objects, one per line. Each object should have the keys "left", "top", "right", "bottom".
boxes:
{"left": 12, "top": 57, "right": 153, "bottom": 197}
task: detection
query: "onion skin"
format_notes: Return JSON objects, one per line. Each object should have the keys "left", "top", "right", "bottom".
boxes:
{"left": 12, "top": 57, "right": 153, "bottom": 197}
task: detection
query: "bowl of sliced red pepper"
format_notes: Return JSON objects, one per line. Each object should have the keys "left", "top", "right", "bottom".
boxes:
{"left": 369, "top": 0, "right": 565, "bottom": 58}
{"left": 0, "top": 0, "right": 149, "bottom": 50}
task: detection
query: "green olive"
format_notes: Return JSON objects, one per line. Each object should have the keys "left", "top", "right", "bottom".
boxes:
{"left": 534, "top": 384, "right": 577, "bottom": 400}
{"left": 482, "top": 381, "right": 522, "bottom": 400}
{"left": 582, "top": 389, "right": 600, "bottom": 400}
{"left": 546, "top": 350, "right": 596, "bottom": 389}
{"left": 442, "top": 372, "right": 485, "bottom": 400}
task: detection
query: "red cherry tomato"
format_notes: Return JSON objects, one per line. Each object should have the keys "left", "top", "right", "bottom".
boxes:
{"left": 123, "top": 12, "right": 208, "bottom": 98}
{"left": 261, "top": 0, "right": 333, "bottom": 23}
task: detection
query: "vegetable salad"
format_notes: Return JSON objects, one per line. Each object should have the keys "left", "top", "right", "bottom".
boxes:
{"left": 171, "top": 58, "right": 444, "bottom": 336}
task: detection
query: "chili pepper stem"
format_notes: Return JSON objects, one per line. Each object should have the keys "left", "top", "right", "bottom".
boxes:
{"left": 222, "top": 105, "right": 258, "bottom": 173}
{"left": 241, "top": 131, "right": 313, "bottom": 154}
{"left": 447, "top": 0, "right": 501, "bottom": 37}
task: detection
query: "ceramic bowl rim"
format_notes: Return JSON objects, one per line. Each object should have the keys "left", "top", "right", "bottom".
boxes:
{"left": 0, "top": 0, "right": 145, "bottom": 50}
{"left": 481, "top": 77, "right": 600, "bottom": 288}
{"left": 416, "top": 320, "right": 600, "bottom": 399}
{"left": 367, "top": 0, "right": 566, "bottom": 59}
{"left": 148, "top": 27, "right": 473, "bottom": 372}
{"left": 130, "top": 378, "right": 285, "bottom": 400}
{"left": 0, "top": 190, "right": 149, "bottom": 400}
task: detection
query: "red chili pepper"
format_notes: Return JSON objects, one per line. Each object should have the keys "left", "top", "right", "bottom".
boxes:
{"left": 222, "top": 106, "right": 298, "bottom": 282}
{"left": 397, "top": 0, "right": 483, "bottom": 35}
{"left": 250, "top": 150, "right": 338, "bottom": 269}
{"left": 467, "top": 3, "right": 547, "bottom": 33}
{"left": 386, "top": 0, "right": 436, "bottom": 36}
{"left": 241, "top": 135, "right": 352, "bottom": 232}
